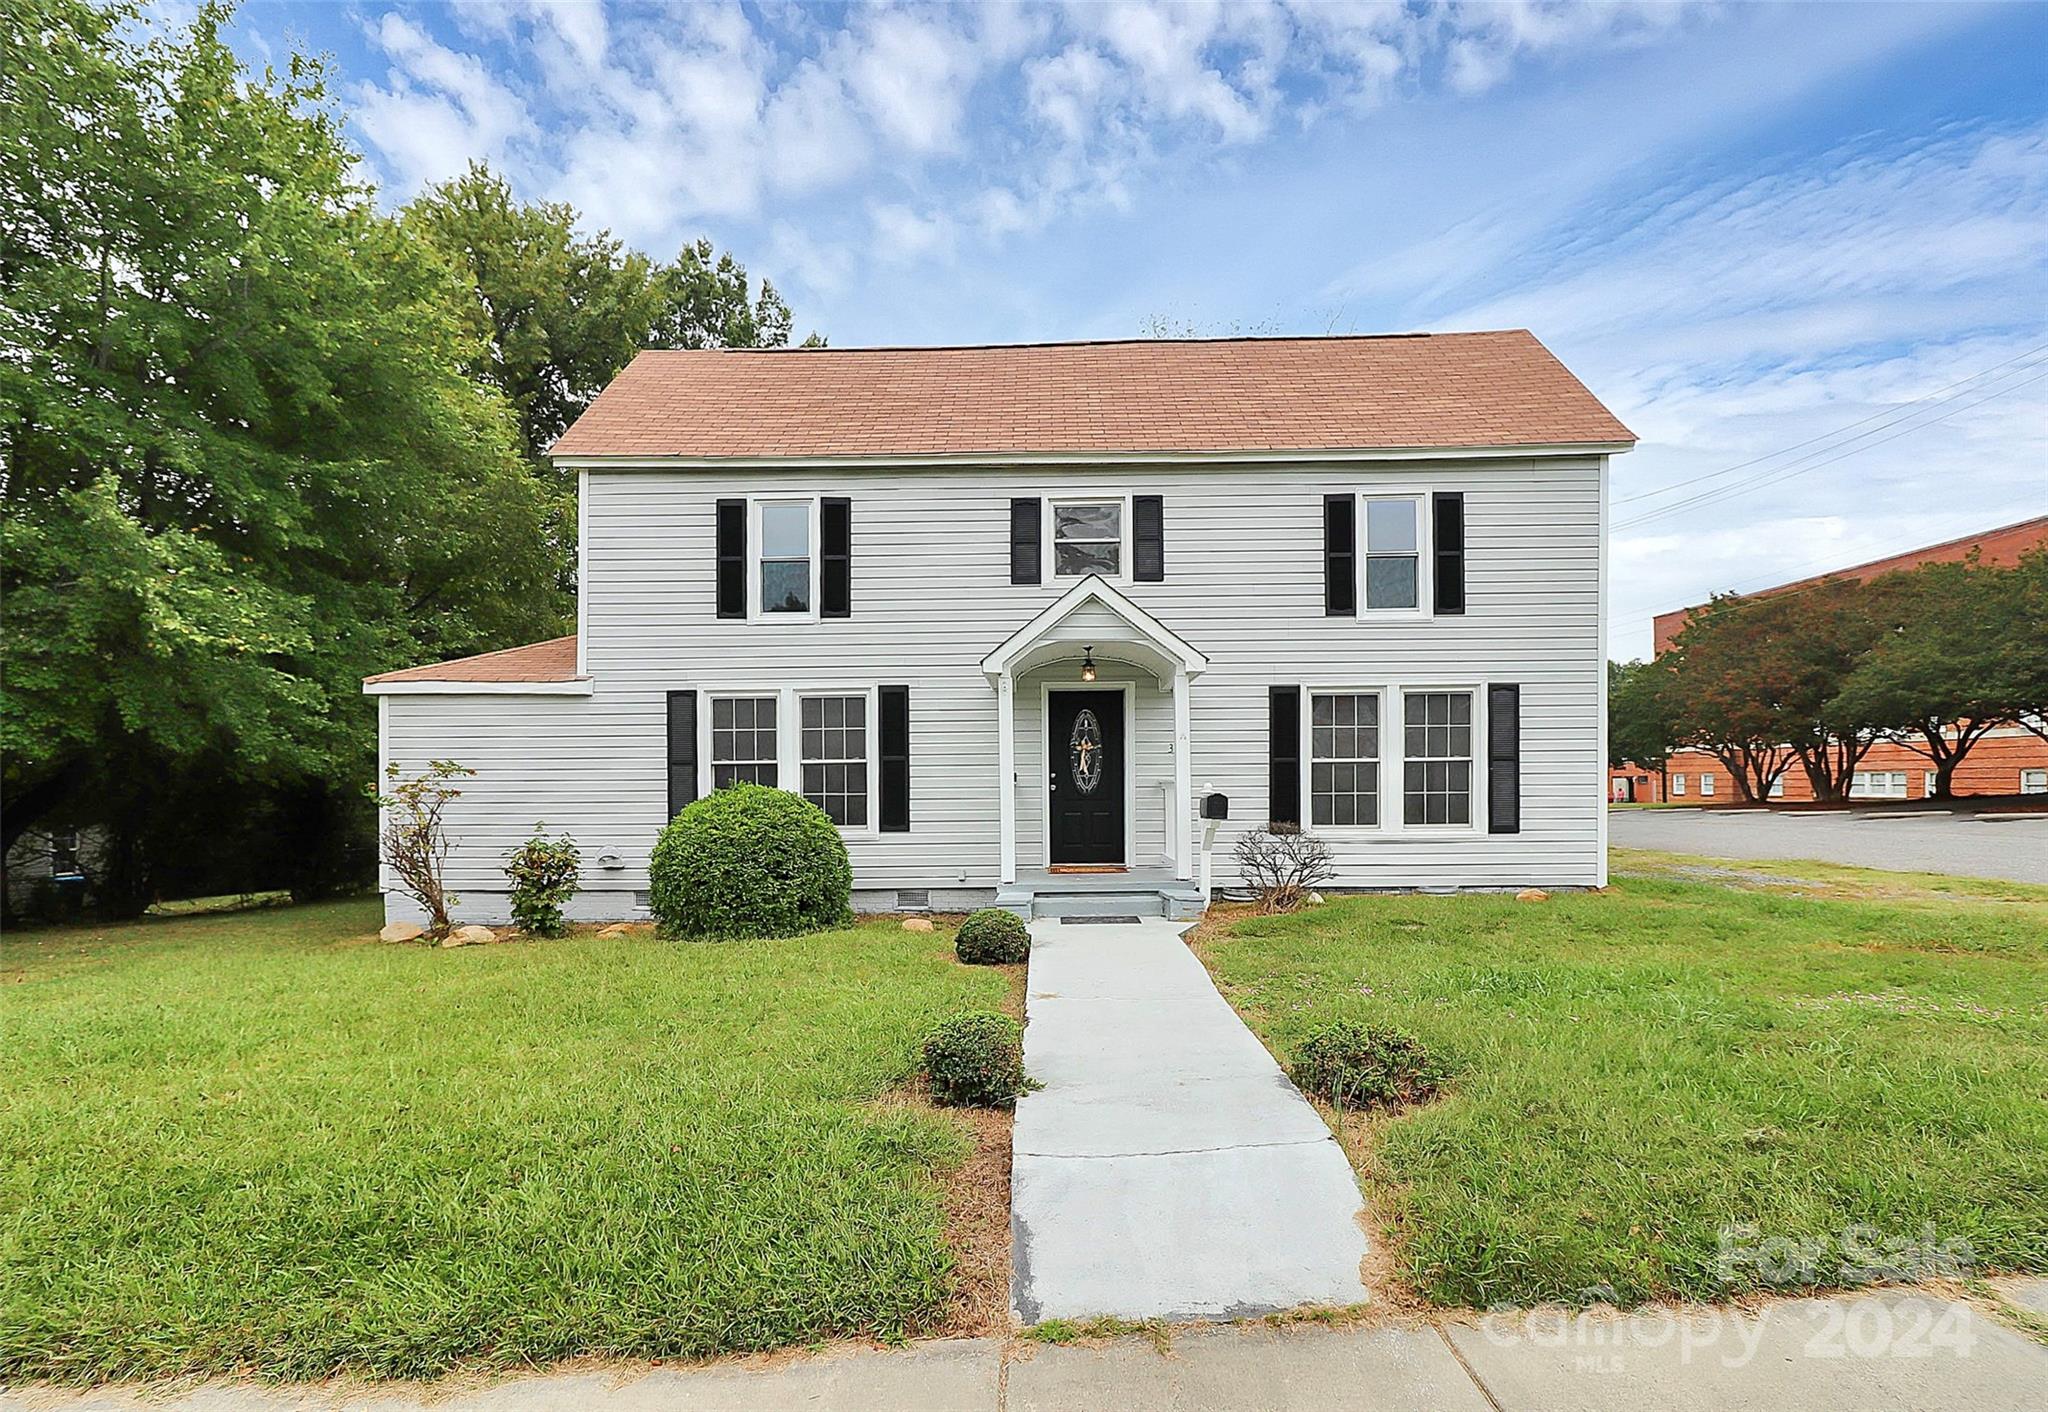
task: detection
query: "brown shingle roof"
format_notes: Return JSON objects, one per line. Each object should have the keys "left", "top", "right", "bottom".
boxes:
{"left": 549, "top": 330, "right": 1634, "bottom": 460}
{"left": 365, "top": 635, "right": 578, "bottom": 684}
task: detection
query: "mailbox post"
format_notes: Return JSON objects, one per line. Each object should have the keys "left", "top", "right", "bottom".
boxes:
{"left": 1199, "top": 789, "right": 1228, "bottom": 905}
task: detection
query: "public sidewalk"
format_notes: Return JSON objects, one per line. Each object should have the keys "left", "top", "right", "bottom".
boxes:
{"left": 8, "top": 1281, "right": 2043, "bottom": 1412}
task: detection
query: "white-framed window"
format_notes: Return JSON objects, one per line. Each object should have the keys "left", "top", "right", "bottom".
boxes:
{"left": 1768, "top": 775, "right": 1785, "bottom": 799}
{"left": 1699, "top": 772, "right": 1715, "bottom": 797}
{"left": 710, "top": 695, "right": 779, "bottom": 787}
{"left": 1309, "top": 692, "right": 1381, "bottom": 827}
{"left": 1048, "top": 497, "right": 1127, "bottom": 579}
{"left": 1925, "top": 771, "right": 1938, "bottom": 797}
{"left": 1363, "top": 495, "right": 1425, "bottom": 613}
{"left": 1672, "top": 774, "right": 1686, "bottom": 796}
{"left": 1850, "top": 771, "right": 1908, "bottom": 800}
{"left": 750, "top": 498, "right": 819, "bottom": 618}
{"left": 800, "top": 693, "right": 869, "bottom": 827}
{"left": 2021, "top": 769, "right": 2047, "bottom": 795}
{"left": 1402, "top": 690, "right": 1473, "bottom": 826}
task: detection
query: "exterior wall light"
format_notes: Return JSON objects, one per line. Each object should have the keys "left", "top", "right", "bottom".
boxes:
{"left": 1080, "top": 646, "right": 1097, "bottom": 683}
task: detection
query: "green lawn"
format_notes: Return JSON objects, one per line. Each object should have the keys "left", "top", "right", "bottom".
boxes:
{"left": 1202, "top": 854, "right": 2048, "bottom": 1310}
{"left": 1, "top": 901, "right": 1006, "bottom": 1382}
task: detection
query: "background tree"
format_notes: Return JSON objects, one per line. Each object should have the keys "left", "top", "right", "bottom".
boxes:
{"left": 1662, "top": 595, "right": 1802, "bottom": 802}
{"left": 403, "top": 169, "right": 799, "bottom": 477}
{"left": 2009, "top": 548, "right": 2048, "bottom": 745}
{"left": 1607, "top": 658, "right": 1677, "bottom": 795}
{"left": 1, "top": 1, "right": 558, "bottom": 911}
{"left": 1830, "top": 557, "right": 2033, "bottom": 797}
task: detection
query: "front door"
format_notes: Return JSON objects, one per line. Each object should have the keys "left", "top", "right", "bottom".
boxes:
{"left": 1048, "top": 690, "right": 1125, "bottom": 865}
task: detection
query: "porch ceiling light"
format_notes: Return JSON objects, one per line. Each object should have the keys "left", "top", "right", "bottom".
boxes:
{"left": 1080, "top": 646, "right": 1097, "bottom": 683}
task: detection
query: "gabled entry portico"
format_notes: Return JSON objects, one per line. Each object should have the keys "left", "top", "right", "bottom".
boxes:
{"left": 980, "top": 577, "right": 1209, "bottom": 886}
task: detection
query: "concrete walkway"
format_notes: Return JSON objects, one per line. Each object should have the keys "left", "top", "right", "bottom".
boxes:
{"left": 1007, "top": 917, "right": 1369, "bottom": 1323}
{"left": 11, "top": 1283, "right": 2043, "bottom": 1411}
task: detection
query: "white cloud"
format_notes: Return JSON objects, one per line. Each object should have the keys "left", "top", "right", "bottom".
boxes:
{"left": 352, "top": 13, "right": 534, "bottom": 196}
{"left": 869, "top": 202, "right": 957, "bottom": 263}
{"left": 840, "top": 10, "right": 982, "bottom": 154}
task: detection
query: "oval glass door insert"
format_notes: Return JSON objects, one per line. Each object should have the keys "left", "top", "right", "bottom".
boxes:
{"left": 1069, "top": 708, "right": 1104, "bottom": 795}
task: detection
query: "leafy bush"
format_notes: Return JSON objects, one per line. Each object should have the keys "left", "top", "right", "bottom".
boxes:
{"left": 377, "top": 760, "right": 474, "bottom": 936}
{"left": 1291, "top": 1018, "right": 1447, "bottom": 1111}
{"left": 504, "top": 824, "right": 581, "bottom": 937}
{"left": 648, "top": 783, "right": 851, "bottom": 938}
{"left": 955, "top": 908, "right": 1030, "bottom": 965}
{"left": 1234, "top": 822, "right": 1336, "bottom": 912}
{"left": 921, "top": 1012, "right": 1028, "bottom": 1108}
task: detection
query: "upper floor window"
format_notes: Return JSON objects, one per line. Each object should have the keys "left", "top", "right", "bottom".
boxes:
{"left": 1051, "top": 499, "right": 1124, "bottom": 578}
{"left": 757, "top": 501, "right": 813, "bottom": 615}
{"left": 1364, "top": 496, "right": 1421, "bottom": 611}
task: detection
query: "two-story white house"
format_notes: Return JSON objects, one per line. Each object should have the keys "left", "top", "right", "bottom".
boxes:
{"left": 367, "top": 331, "right": 1633, "bottom": 923}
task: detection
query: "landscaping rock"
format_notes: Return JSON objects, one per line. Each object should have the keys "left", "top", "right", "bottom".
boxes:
{"left": 901, "top": 917, "right": 936, "bottom": 932}
{"left": 378, "top": 921, "right": 424, "bottom": 944}
{"left": 441, "top": 925, "right": 496, "bottom": 947}
{"left": 1516, "top": 888, "right": 1550, "bottom": 902}
{"left": 595, "top": 922, "right": 652, "bottom": 937}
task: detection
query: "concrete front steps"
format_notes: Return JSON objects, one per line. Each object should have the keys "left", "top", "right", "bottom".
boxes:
{"left": 994, "top": 868, "right": 1206, "bottom": 922}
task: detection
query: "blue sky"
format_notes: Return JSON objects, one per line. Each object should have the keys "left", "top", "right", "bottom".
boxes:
{"left": 215, "top": 1, "right": 2046, "bottom": 658}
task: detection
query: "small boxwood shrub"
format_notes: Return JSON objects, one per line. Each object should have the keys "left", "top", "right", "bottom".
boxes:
{"left": 648, "top": 783, "right": 852, "bottom": 939}
{"left": 1291, "top": 1018, "right": 1447, "bottom": 1111}
{"left": 921, "top": 1012, "right": 1028, "bottom": 1108}
{"left": 955, "top": 907, "right": 1030, "bottom": 965}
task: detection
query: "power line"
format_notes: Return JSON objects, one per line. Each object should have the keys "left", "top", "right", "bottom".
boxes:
{"left": 1613, "top": 339, "right": 2048, "bottom": 507}
{"left": 1615, "top": 365, "right": 2048, "bottom": 532}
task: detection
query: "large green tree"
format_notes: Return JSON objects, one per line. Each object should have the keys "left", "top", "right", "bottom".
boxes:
{"left": 1, "top": 1, "right": 559, "bottom": 905}
{"left": 402, "top": 164, "right": 798, "bottom": 481}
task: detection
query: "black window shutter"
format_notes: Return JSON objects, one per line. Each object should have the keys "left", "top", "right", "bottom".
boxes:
{"left": 879, "top": 686, "right": 910, "bottom": 832}
{"left": 715, "top": 499, "right": 746, "bottom": 619}
{"left": 1133, "top": 495, "right": 1164, "bottom": 582}
{"left": 1010, "top": 498, "right": 1041, "bottom": 584}
{"left": 821, "top": 497, "right": 851, "bottom": 618}
{"left": 1434, "top": 493, "right": 1466, "bottom": 615}
{"left": 666, "top": 690, "right": 698, "bottom": 821}
{"left": 1269, "top": 686, "right": 1301, "bottom": 827}
{"left": 1323, "top": 495, "right": 1355, "bottom": 616}
{"left": 1487, "top": 683, "right": 1520, "bottom": 834}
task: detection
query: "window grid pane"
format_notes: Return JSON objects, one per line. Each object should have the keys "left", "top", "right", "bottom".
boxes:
{"left": 1401, "top": 692, "right": 1473, "bottom": 825}
{"left": 1363, "top": 498, "right": 1420, "bottom": 610}
{"left": 1309, "top": 692, "right": 1380, "bottom": 827}
{"left": 711, "top": 696, "right": 778, "bottom": 789}
{"left": 1052, "top": 501, "right": 1122, "bottom": 577}
{"left": 800, "top": 694, "right": 868, "bottom": 826}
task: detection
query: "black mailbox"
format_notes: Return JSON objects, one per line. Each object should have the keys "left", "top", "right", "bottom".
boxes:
{"left": 1202, "top": 792, "right": 1229, "bottom": 821}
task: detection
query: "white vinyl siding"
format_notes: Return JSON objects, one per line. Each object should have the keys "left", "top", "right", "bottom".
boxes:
{"left": 381, "top": 452, "right": 1607, "bottom": 913}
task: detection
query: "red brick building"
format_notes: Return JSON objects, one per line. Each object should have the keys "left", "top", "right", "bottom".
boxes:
{"left": 1613, "top": 516, "right": 2048, "bottom": 804}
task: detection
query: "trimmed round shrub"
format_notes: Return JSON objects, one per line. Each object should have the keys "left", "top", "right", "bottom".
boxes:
{"left": 648, "top": 783, "right": 852, "bottom": 939}
{"left": 921, "top": 1012, "right": 1028, "bottom": 1108}
{"left": 954, "top": 907, "right": 1031, "bottom": 965}
{"left": 1291, "top": 1018, "right": 1447, "bottom": 1111}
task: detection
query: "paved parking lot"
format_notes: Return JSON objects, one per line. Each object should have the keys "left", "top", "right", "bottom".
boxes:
{"left": 1610, "top": 805, "right": 2048, "bottom": 884}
